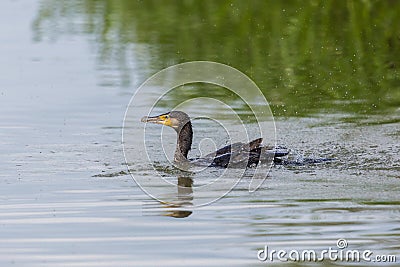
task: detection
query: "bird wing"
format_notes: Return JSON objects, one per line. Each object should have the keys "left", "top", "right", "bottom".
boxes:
{"left": 205, "top": 138, "right": 263, "bottom": 158}
{"left": 205, "top": 138, "right": 263, "bottom": 168}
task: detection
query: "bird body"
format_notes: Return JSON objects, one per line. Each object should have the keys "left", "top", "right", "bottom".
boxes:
{"left": 141, "top": 111, "right": 288, "bottom": 168}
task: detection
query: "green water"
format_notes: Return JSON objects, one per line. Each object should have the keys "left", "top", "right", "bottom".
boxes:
{"left": 33, "top": 0, "right": 400, "bottom": 116}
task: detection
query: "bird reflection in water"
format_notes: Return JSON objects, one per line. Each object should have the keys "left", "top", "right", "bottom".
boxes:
{"left": 161, "top": 176, "right": 193, "bottom": 218}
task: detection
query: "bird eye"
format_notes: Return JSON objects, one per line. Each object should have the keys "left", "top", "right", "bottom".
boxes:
{"left": 165, "top": 115, "right": 170, "bottom": 119}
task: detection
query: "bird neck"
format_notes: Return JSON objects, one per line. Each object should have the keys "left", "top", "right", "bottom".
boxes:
{"left": 174, "top": 121, "right": 193, "bottom": 162}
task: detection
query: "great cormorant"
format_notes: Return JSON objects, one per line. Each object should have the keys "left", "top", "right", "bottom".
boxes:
{"left": 141, "top": 111, "right": 288, "bottom": 168}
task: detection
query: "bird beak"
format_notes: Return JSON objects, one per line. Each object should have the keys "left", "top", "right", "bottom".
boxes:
{"left": 141, "top": 113, "right": 172, "bottom": 126}
{"left": 141, "top": 115, "right": 161, "bottom": 123}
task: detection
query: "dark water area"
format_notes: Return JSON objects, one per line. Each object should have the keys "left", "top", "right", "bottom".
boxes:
{"left": 1, "top": 1, "right": 399, "bottom": 266}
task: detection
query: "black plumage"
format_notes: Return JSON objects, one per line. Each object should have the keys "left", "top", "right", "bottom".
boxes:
{"left": 141, "top": 111, "right": 288, "bottom": 168}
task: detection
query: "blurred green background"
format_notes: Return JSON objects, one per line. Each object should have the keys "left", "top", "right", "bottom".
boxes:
{"left": 33, "top": 0, "right": 400, "bottom": 117}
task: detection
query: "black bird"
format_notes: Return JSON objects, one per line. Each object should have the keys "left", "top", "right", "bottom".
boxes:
{"left": 141, "top": 111, "right": 288, "bottom": 168}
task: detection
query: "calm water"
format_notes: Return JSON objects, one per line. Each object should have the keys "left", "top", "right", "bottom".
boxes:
{"left": 1, "top": 1, "right": 399, "bottom": 266}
